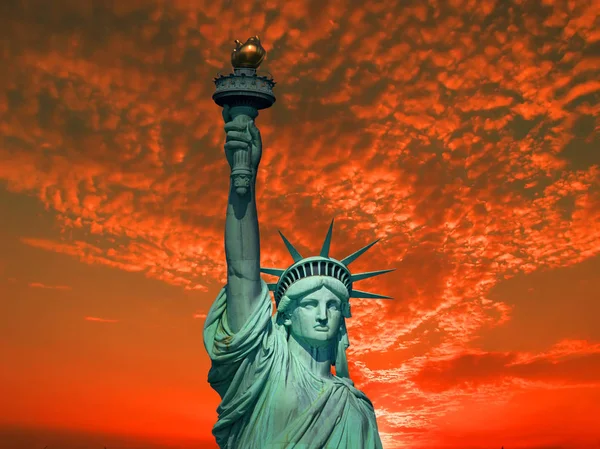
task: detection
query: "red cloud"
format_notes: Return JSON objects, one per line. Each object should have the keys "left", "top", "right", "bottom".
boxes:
{"left": 28, "top": 282, "right": 71, "bottom": 290}
{"left": 84, "top": 316, "right": 119, "bottom": 323}
{"left": 412, "top": 341, "right": 600, "bottom": 393}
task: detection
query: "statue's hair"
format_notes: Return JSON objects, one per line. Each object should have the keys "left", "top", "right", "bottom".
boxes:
{"left": 276, "top": 276, "right": 350, "bottom": 319}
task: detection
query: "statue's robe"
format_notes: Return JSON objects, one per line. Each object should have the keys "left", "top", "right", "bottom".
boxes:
{"left": 203, "top": 279, "right": 383, "bottom": 449}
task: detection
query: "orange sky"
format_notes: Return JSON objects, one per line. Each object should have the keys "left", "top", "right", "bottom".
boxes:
{"left": 1, "top": 0, "right": 599, "bottom": 448}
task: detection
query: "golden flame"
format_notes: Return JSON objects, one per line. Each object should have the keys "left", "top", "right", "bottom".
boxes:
{"left": 231, "top": 36, "right": 266, "bottom": 69}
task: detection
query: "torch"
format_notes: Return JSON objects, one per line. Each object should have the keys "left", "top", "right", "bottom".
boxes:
{"left": 212, "top": 36, "right": 276, "bottom": 195}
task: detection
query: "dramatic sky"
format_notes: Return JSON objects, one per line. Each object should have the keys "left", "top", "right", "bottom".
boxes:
{"left": 1, "top": 0, "right": 599, "bottom": 448}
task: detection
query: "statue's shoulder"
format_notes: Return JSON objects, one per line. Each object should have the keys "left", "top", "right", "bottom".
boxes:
{"left": 331, "top": 376, "right": 374, "bottom": 407}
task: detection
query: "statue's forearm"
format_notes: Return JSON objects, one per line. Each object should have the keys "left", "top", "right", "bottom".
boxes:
{"left": 224, "top": 175, "right": 262, "bottom": 332}
{"left": 225, "top": 184, "right": 260, "bottom": 265}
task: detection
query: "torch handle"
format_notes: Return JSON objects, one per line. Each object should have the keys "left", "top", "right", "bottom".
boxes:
{"left": 228, "top": 106, "right": 259, "bottom": 196}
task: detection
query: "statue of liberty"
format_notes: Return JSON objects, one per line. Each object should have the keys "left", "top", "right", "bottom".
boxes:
{"left": 203, "top": 36, "right": 394, "bottom": 449}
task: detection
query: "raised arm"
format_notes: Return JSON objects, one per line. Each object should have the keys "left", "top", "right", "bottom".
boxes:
{"left": 222, "top": 104, "right": 263, "bottom": 333}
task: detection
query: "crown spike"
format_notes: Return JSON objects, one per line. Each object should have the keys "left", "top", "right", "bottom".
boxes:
{"left": 340, "top": 238, "right": 381, "bottom": 266}
{"left": 260, "top": 267, "right": 286, "bottom": 277}
{"left": 319, "top": 218, "right": 335, "bottom": 258}
{"left": 267, "top": 283, "right": 278, "bottom": 291}
{"left": 278, "top": 230, "right": 303, "bottom": 262}
{"left": 350, "top": 268, "right": 396, "bottom": 282}
{"left": 350, "top": 289, "right": 393, "bottom": 300}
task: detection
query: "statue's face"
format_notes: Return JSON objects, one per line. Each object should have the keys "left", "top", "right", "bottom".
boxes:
{"left": 284, "top": 286, "right": 343, "bottom": 348}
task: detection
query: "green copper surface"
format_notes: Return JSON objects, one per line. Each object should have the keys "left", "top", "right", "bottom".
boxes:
{"left": 204, "top": 37, "right": 393, "bottom": 448}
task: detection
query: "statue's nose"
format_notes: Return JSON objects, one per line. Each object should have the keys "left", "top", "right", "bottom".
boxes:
{"left": 316, "top": 304, "right": 328, "bottom": 322}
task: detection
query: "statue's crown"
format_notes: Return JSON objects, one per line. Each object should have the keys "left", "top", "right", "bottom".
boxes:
{"left": 261, "top": 219, "right": 395, "bottom": 309}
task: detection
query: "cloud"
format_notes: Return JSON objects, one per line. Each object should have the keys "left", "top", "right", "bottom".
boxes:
{"left": 412, "top": 340, "right": 600, "bottom": 393}
{"left": 84, "top": 316, "right": 119, "bottom": 323}
{"left": 28, "top": 282, "right": 71, "bottom": 290}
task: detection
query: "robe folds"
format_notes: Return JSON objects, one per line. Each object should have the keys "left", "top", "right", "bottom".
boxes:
{"left": 203, "top": 278, "right": 383, "bottom": 449}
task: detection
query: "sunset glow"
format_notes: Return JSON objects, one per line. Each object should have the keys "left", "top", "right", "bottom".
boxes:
{"left": 1, "top": 0, "right": 599, "bottom": 448}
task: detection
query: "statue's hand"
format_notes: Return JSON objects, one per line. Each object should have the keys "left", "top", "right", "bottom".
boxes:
{"left": 222, "top": 104, "right": 262, "bottom": 174}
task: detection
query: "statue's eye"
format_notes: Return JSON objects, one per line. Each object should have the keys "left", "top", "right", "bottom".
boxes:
{"left": 301, "top": 300, "right": 317, "bottom": 308}
{"left": 327, "top": 302, "right": 340, "bottom": 310}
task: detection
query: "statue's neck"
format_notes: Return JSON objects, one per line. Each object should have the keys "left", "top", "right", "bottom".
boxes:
{"left": 287, "top": 334, "right": 334, "bottom": 379}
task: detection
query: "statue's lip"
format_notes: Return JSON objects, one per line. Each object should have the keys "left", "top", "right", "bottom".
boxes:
{"left": 313, "top": 325, "right": 329, "bottom": 331}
